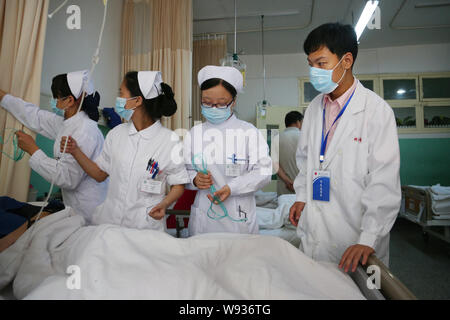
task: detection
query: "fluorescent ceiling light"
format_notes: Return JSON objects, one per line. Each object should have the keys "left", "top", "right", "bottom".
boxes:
{"left": 397, "top": 89, "right": 406, "bottom": 95}
{"left": 354, "top": 1, "right": 379, "bottom": 41}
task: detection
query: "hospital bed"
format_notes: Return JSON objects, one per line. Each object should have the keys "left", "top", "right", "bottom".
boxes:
{"left": 399, "top": 185, "right": 450, "bottom": 245}
{"left": 0, "top": 206, "right": 416, "bottom": 300}
{"left": 164, "top": 209, "right": 416, "bottom": 300}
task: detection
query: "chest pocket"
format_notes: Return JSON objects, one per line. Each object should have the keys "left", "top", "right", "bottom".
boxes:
{"left": 342, "top": 139, "right": 369, "bottom": 179}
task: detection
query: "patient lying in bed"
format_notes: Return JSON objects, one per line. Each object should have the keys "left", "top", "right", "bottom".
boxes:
{"left": 0, "top": 197, "right": 64, "bottom": 253}
{"left": 0, "top": 208, "right": 365, "bottom": 300}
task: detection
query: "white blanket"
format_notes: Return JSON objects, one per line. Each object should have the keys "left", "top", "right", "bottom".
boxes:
{"left": 0, "top": 209, "right": 364, "bottom": 300}
{"left": 257, "top": 194, "right": 296, "bottom": 229}
{"left": 254, "top": 190, "right": 278, "bottom": 209}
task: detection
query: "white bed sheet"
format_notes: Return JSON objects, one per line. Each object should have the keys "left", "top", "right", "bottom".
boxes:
{"left": 0, "top": 208, "right": 364, "bottom": 300}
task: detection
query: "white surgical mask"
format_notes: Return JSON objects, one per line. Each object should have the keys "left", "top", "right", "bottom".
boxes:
{"left": 50, "top": 97, "right": 69, "bottom": 117}
{"left": 309, "top": 56, "right": 346, "bottom": 94}
{"left": 115, "top": 97, "right": 138, "bottom": 121}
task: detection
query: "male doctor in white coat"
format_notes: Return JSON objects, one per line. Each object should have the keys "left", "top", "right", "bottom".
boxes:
{"left": 289, "top": 23, "right": 401, "bottom": 272}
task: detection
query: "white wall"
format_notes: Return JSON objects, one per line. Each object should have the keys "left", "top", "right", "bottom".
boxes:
{"left": 236, "top": 42, "right": 450, "bottom": 124}
{"left": 40, "top": 0, "right": 123, "bottom": 109}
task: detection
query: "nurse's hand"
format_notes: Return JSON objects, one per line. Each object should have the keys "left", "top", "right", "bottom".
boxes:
{"left": 193, "top": 171, "right": 213, "bottom": 189}
{"left": 339, "top": 244, "right": 375, "bottom": 273}
{"left": 207, "top": 185, "right": 231, "bottom": 204}
{"left": 60, "top": 136, "right": 79, "bottom": 154}
{"left": 289, "top": 201, "right": 305, "bottom": 226}
{"left": 148, "top": 202, "right": 166, "bottom": 220}
{"left": 16, "top": 131, "right": 39, "bottom": 155}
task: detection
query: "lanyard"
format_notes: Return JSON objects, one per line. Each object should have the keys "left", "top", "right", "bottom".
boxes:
{"left": 320, "top": 89, "right": 356, "bottom": 164}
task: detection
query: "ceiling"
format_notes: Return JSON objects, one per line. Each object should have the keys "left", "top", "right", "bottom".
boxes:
{"left": 193, "top": 0, "right": 450, "bottom": 55}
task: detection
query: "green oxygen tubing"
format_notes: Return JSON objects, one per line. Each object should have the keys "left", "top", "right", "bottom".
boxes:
{"left": 0, "top": 128, "right": 25, "bottom": 161}
{"left": 191, "top": 153, "right": 247, "bottom": 223}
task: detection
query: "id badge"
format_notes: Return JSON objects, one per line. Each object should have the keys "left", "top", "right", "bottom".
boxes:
{"left": 226, "top": 163, "right": 241, "bottom": 177}
{"left": 312, "top": 170, "right": 330, "bottom": 202}
{"left": 141, "top": 177, "right": 163, "bottom": 194}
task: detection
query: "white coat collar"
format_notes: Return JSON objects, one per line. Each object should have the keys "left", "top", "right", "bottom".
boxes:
{"left": 128, "top": 119, "right": 162, "bottom": 140}
{"left": 64, "top": 110, "right": 88, "bottom": 126}
{"left": 320, "top": 81, "right": 367, "bottom": 169}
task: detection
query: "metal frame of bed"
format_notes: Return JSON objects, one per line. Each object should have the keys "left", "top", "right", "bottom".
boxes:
{"left": 166, "top": 210, "right": 417, "bottom": 300}
{"left": 399, "top": 186, "right": 450, "bottom": 245}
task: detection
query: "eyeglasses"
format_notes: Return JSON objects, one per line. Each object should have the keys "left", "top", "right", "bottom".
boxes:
{"left": 201, "top": 98, "right": 234, "bottom": 109}
{"left": 55, "top": 96, "right": 70, "bottom": 101}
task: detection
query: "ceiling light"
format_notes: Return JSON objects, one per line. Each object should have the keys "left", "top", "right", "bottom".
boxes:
{"left": 354, "top": 1, "right": 379, "bottom": 41}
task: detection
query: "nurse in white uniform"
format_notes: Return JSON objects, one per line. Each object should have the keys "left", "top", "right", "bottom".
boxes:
{"left": 184, "top": 66, "right": 272, "bottom": 236}
{"left": 0, "top": 70, "right": 108, "bottom": 223}
{"left": 61, "top": 71, "right": 189, "bottom": 231}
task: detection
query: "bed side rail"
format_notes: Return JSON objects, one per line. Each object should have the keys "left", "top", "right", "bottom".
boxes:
{"left": 363, "top": 255, "right": 417, "bottom": 300}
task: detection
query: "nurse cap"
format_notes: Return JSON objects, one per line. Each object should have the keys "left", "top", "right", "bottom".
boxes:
{"left": 198, "top": 65, "right": 243, "bottom": 93}
{"left": 137, "top": 71, "right": 163, "bottom": 99}
{"left": 67, "top": 70, "right": 95, "bottom": 99}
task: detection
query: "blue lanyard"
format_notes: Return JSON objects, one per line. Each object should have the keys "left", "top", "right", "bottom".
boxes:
{"left": 320, "top": 89, "right": 356, "bottom": 163}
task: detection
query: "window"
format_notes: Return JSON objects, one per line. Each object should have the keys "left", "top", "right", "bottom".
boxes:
{"left": 293, "top": 72, "right": 450, "bottom": 134}
{"left": 424, "top": 104, "right": 450, "bottom": 128}
{"left": 360, "top": 80, "right": 374, "bottom": 92}
{"left": 381, "top": 76, "right": 418, "bottom": 102}
{"left": 299, "top": 79, "right": 320, "bottom": 105}
{"left": 393, "top": 106, "right": 417, "bottom": 129}
{"left": 421, "top": 74, "right": 450, "bottom": 101}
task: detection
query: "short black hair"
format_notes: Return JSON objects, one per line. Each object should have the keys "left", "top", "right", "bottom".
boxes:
{"left": 124, "top": 71, "right": 177, "bottom": 120}
{"left": 200, "top": 78, "right": 237, "bottom": 99}
{"left": 303, "top": 23, "right": 358, "bottom": 67}
{"left": 285, "top": 111, "right": 304, "bottom": 127}
{"left": 51, "top": 74, "right": 100, "bottom": 122}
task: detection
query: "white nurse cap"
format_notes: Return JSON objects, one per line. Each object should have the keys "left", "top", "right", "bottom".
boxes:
{"left": 198, "top": 65, "right": 243, "bottom": 93}
{"left": 67, "top": 70, "right": 95, "bottom": 99}
{"left": 137, "top": 71, "right": 163, "bottom": 99}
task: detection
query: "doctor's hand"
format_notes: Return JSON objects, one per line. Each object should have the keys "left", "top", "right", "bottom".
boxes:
{"left": 15, "top": 131, "right": 39, "bottom": 155}
{"left": 207, "top": 185, "right": 231, "bottom": 204}
{"left": 60, "top": 136, "right": 79, "bottom": 155}
{"left": 148, "top": 202, "right": 167, "bottom": 220}
{"left": 339, "top": 244, "right": 375, "bottom": 273}
{"left": 193, "top": 171, "right": 213, "bottom": 189}
{"left": 289, "top": 201, "right": 305, "bottom": 227}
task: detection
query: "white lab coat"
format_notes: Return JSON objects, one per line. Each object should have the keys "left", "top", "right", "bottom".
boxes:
{"left": 293, "top": 81, "right": 401, "bottom": 266}
{"left": 184, "top": 114, "right": 272, "bottom": 236}
{"left": 0, "top": 95, "right": 108, "bottom": 223}
{"left": 93, "top": 120, "right": 190, "bottom": 231}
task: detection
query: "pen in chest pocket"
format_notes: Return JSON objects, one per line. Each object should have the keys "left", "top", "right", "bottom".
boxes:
{"left": 146, "top": 158, "right": 162, "bottom": 179}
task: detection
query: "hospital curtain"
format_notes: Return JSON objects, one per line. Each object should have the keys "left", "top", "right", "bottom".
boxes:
{"left": 0, "top": 0, "right": 49, "bottom": 201}
{"left": 192, "top": 36, "right": 227, "bottom": 125}
{"left": 121, "top": 0, "right": 192, "bottom": 130}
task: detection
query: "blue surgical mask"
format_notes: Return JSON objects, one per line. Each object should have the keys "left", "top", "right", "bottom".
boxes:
{"left": 50, "top": 98, "right": 66, "bottom": 117}
{"left": 115, "top": 97, "right": 137, "bottom": 121}
{"left": 309, "top": 56, "right": 346, "bottom": 94}
{"left": 201, "top": 105, "right": 232, "bottom": 124}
